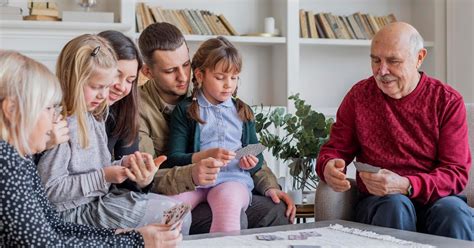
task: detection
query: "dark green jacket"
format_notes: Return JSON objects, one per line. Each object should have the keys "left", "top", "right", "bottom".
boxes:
{"left": 164, "top": 97, "right": 263, "bottom": 175}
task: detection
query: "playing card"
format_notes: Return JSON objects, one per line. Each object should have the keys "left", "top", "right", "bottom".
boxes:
{"left": 299, "top": 231, "right": 321, "bottom": 237}
{"left": 256, "top": 234, "right": 283, "bottom": 241}
{"left": 354, "top": 161, "right": 381, "bottom": 173}
{"left": 288, "top": 234, "right": 307, "bottom": 240}
{"left": 235, "top": 143, "right": 266, "bottom": 160}
{"left": 162, "top": 203, "right": 191, "bottom": 229}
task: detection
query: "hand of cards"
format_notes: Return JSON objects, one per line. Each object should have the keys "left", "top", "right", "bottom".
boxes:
{"left": 235, "top": 143, "right": 266, "bottom": 160}
{"left": 354, "top": 161, "right": 380, "bottom": 173}
{"left": 162, "top": 203, "right": 191, "bottom": 230}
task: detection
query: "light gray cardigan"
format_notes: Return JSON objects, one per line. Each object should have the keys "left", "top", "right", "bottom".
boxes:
{"left": 37, "top": 113, "right": 121, "bottom": 211}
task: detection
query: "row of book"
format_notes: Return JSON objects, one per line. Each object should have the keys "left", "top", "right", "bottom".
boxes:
{"left": 299, "top": 10, "right": 398, "bottom": 40}
{"left": 136, "top": 3, "right": 238, "bottom": 36}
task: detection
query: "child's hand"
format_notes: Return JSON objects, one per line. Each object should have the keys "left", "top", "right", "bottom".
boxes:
{"left": 122, "top": 152, "right": 165, "bottom": 188}
{"left": 103, "top": 166, "right": 128, "bottom": 184}
{"left": 239, "top": 155, "right": 258, "bottom": 170}
{"left": 192, "top": 148, "right": 236, "bottom": 164}
{"left": 45, "top": 116, "right": 69, "bottom": 150}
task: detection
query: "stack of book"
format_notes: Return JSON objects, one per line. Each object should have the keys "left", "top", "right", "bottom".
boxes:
{"left": 24, "top": 1, "right": 60, "bottom": 21}
{"left": 299, "top": 10, "right": 397, "bottom": 40}
{"left": 0, "top": 5, "right": 23, "bottom": 20}
{"left": 136, "top": 2, "right": 238, "bottom": 36}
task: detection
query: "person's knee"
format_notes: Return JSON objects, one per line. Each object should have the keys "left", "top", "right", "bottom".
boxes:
{"left": 427, "top": 196, "right": 472, "bottom": 225}
{"left": 429, "top": 196, "right": 470, "bottom": 217}
{"left": 378, "top": 194, "right": 414, "bottom": 215}
{"left": 247, "top": 195, "right": 289, "bottom": 228}
{"left": 357, "top": 194, "right": 416, "bottom": 230}
{"left": 425, "top": 196, "right": 473, "bottom": 240}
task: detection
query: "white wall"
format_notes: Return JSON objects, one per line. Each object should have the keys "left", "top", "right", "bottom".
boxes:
{"left": 447, "top": 0, "right": 474, "bottom": 103}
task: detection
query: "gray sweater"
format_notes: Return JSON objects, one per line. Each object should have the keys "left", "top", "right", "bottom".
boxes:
{"left": 37, "top": 113, "right": 121, "bottom": 211}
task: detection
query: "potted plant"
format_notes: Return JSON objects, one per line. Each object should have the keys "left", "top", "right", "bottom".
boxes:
{"left": 254, "top": 94, "right": 334, "bottom": 191}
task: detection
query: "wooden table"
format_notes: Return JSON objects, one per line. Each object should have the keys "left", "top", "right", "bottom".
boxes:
{"left": 295, "top": 203, "right": 314, "bottom": 223}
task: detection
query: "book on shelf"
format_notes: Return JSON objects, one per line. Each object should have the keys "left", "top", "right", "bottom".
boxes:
{"left": 24, "top": 15, "right": 60, "bottom": 21}
{"left": 28, "top": 1, "right": 58, "bottom": 10}
{"left": 30, "top": 8, "right": 59, "bottom": 17}
{"left": 218, "top": 14, "right": 238, "bottom": 36}
{"left": 306, "top": 10, "right": 318, "bottom": 38}
{"left": 300, "top": 9, "right": 397, "bottom": 40}
{"left": 299, "top": 9, "right": 308, "bottom": 38}
{"left": 135, "top": 3, "right": 239, "bottom": 36}
{"left": 27, "top": 1, "right": 59, "bottom": 18}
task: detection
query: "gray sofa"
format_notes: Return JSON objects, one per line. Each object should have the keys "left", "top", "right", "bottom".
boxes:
{"left": 314, "top": 103, "right": 474, "bottom": 221}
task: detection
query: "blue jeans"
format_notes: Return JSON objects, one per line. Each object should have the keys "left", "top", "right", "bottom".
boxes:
{"left": 355, "top": 194, "right": 473, "bottom": 241}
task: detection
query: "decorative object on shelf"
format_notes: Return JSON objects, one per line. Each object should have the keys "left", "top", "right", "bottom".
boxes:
{"left": 299, "top": 9, "right": 397, "bottom": 40}
{"left": 63, "top": 0, "right": 113, "bottom": 23}
{"left": 77, "top": 0, "right": 96, "bottom": 12}
{"left": 0, "top": 0, "right": 23, "bottom": 20}
{"left": 254, "top": 94, "right": 334, "bottom": 191}
{"left": 135, "top": 2, "right": 238, "bottom": 36}
{"left": 240, "top": 16, "right": 280, "bottom": 37}
{"left": 264, "top": 17, "right": 275, "bottom": 34}
{"left": 24, "top": 1, "right": 60, "bottom": 21}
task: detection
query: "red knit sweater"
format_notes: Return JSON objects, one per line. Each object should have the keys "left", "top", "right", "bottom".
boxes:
{"left": 316, "top": 72, "right": 471, "bottom": 205}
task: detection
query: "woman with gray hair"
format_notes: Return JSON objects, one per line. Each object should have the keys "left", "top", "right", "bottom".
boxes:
{"left": 0, "top": 50, "right": 182, "bottom": 247}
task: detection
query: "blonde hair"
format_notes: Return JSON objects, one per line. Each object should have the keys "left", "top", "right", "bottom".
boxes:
{"left": 189, "top": 36, "right": 253, "bottom": 124}
{"left": 0, "top": 50, "right": 62, "bottom": 155}
{"left": 56, "top": 34, "right": 117, "bottom": 148}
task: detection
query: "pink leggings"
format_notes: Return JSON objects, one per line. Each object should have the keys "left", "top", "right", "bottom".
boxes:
{"left": 170, "top": 181, "right": 250, "bottom": 233}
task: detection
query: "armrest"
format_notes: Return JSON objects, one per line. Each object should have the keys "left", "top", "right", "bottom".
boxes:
{"left": 314, "top": 179, "right": 358, "bottom": 221}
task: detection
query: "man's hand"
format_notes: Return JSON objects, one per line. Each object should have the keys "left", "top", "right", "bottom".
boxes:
{"left": 323, "top": 158, "right": 351, "bottom": 192}
{"left": 123, "top": 152, "right": 166, "bottom": 188}
{"left": 103, "top": 166, "right": 129, "bottom": 184}
{"left": 136, "top": 223, "right": 182, "bottom": 248}
{"left": 45, "top": 116, "right": 69, "bottom": 150}
{"left": 239, "top": 155, "right": 258, "bottom": 170}
{"left": 192, "top": 148, "right": 235, "bottom": 164}
{"left": 359, "top": 169, "right": 410, "bottom": 196}
{"left": 191, "top": 157, "right": 224, "bottom": 186}
{"left": 265, "top": 188, "right": 296, "bottom": 224}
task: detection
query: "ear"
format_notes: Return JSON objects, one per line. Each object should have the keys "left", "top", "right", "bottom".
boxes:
{"left": 2, "top": 98, "right": 17, "bottom": 122}
{"left": 416, "top": 48, "right": 427, "bottom": 69}
{"left": 194, "top": 68, "right": 203, "bottom": 84}
{"left": 141, "top": 63, "right": 153, "bottom": 80}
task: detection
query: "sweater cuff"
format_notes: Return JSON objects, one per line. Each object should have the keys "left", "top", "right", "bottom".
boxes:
{"left": 81, "top": 169, "right": 110, "bottom": 196}
{"left": 405, "top": 175, "right": 420, "bottom": 199}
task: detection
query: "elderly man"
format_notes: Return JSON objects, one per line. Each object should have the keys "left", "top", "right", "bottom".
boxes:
{"left": 316, "top": 22, "right": 473, "bottom": 240}
{"left": 137, "top": 23, "right": 295, "bottom": 234}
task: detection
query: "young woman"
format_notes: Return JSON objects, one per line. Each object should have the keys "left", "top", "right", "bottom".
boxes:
{"left": 0, "top": 50, "right": 181, "bottom": 247}
{"left": 166, "top": 37, "right": 263, "bottom": 232}
{"left": 98, "top": 30, "right": 141, "bottom": 160}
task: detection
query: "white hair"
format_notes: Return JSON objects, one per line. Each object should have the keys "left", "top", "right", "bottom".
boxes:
{"left": 410, "top": 31, "right": 424, "bottom": 56}
{"left": 0, "top": 50, "right": 63, "bottom": 155}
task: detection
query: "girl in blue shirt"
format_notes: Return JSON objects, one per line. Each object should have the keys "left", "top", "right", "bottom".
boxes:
{"left": 166, "top": 36, "right": 264, "bottom": 232}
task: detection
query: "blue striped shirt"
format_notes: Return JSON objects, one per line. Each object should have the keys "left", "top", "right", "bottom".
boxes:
{"left": 197, "top": 91, "right": 254, "bottom": 191}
